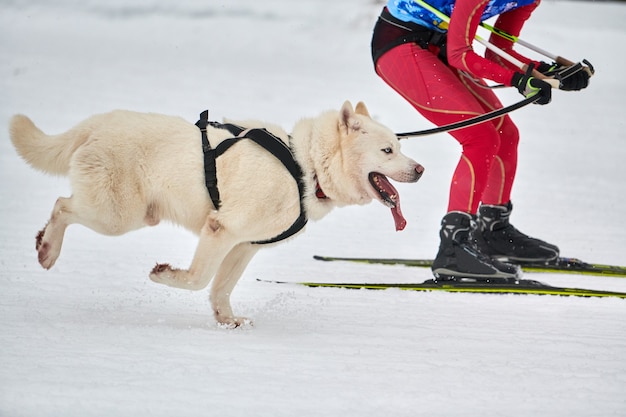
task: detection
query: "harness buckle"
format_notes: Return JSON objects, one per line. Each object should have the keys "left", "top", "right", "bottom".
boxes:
{"left": 428, "top": 31, "right": 446, "bottom": 48}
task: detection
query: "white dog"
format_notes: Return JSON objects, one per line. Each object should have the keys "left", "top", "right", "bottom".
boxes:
{"left": 9, "top": 101, "right": 424, "bottom": 327}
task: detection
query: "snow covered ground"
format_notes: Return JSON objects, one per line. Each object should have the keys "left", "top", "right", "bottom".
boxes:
{"left": 1, "top": 1, "right": 625, "bottom": 416}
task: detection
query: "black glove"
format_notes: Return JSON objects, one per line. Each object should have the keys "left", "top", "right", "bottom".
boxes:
{"left": 556, "top": 65, "right": 590, "bottom": 91}
{"left": 536, "top": 61, "right": 562, "bottom": 76}
{"left": 511, "top": 71, "right": 552, "bottom": 105}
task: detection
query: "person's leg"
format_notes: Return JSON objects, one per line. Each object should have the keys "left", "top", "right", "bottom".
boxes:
{"left": 376, "top": 44, "right": 519, "bottom": 279}
{"left": 457, "top": 73, "right": 520, "bottom": 205}
{"left": 460, "top": 73, "right": 559, "bottom": 261}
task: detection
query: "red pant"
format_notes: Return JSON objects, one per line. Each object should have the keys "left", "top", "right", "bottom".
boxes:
{"left": 376, "top": 43, "right": 520, "bottom": 214}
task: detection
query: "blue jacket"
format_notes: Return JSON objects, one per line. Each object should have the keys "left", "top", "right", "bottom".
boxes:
{"left": 387, "top": 0, "right": 537, "bottom": 32}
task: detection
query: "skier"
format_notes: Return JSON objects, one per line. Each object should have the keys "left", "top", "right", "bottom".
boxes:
{"left": 371, "top": 0, "right": 589, "bottom": 280}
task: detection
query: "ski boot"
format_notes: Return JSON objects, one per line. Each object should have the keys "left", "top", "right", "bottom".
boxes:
{"left": 474, "top": 202, "right": 559, "bottom": 263}
{"left": 431, "top": 211, "right": 521, "bottom": 282}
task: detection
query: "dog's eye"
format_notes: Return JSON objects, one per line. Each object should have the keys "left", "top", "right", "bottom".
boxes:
{"left": 381, "top": 147, "right": 393, "bottom": 154}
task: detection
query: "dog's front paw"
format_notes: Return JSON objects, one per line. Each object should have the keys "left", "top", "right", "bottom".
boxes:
{"left": 149, "top": 263, "right": 207, "bottom": 290}
{"left": 216, "top": 316, "right": 253, "bottom": 329}
{"left": 149, "top": 263, "right": 175, "bottom": 284}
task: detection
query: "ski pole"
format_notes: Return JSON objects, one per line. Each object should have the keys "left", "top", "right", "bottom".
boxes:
{"left": 479, "top": 22, "right": 594, "bottom": 77}
{"left": 414, "top": 0, "right": 559, "bottom": 87}
{"left": 479, "top": 22, "right": 565, "bottom": 63}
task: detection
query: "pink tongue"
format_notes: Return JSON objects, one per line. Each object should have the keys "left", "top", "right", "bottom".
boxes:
{"left": 391, "top": 201, "right": 406, "bottom": 231}
{"left": 372, "top": 173, "right": 407, "bottom": 231}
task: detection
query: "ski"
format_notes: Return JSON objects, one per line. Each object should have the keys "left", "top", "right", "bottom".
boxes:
{"left": 313, "top": 255, "right": 626, "bottom": 278}
{"left": 257, "top": 278, "right": 626, "bottom": 299}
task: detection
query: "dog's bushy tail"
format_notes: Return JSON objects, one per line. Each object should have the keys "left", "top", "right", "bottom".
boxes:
{"left": 9, "top": 115, "right": 88, "bottom": 176}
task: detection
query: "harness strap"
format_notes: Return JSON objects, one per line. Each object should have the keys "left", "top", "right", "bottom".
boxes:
{"left": 195, "top": 110, "right": 221, "bottom": 209}
{"left": 208, "top": 121, "right": 245, "bottom": 137}
{"left": 196, "top": 112, "right": 308, "bottom": 245}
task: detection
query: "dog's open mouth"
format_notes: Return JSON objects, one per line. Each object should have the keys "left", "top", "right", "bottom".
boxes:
{"left": 368, "top": 172, "right": 406, "bottom": 231}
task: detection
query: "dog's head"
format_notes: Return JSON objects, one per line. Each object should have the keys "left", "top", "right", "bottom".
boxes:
{"left": 320, "top": 101, "right": 424, "bottom": 231}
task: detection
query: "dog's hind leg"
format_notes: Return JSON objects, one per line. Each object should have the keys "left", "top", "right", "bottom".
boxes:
{"left": 36, "top": 197, "right": 75, "bottom": 269}
{"left": 209, "top": 243, "right": 259, "bottom": 327}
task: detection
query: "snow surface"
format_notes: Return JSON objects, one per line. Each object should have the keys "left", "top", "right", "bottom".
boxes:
{"left": 1, "top": 0, "right": 626, "bottom": 416}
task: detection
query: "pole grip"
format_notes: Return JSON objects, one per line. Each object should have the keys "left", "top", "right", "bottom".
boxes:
{"left": 555, "top": 56, "right": 576, "bottom": 67}
{"left": 544, "top": 78, "right": 560, "bottom": 88}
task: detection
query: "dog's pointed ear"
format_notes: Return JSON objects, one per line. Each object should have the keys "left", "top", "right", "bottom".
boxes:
{"left": 340, "top": 100, "right": 361, "bottom": 134}
{"left": 355, "top": 101, "right": 371, "bottom": 118}
{"left": 340, "top": 100, "right": 354, "bottom": 123}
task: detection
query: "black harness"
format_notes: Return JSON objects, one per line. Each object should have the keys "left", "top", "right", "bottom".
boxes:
{"left": 195, "top": 110, "right": 308, "bottom": 245}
